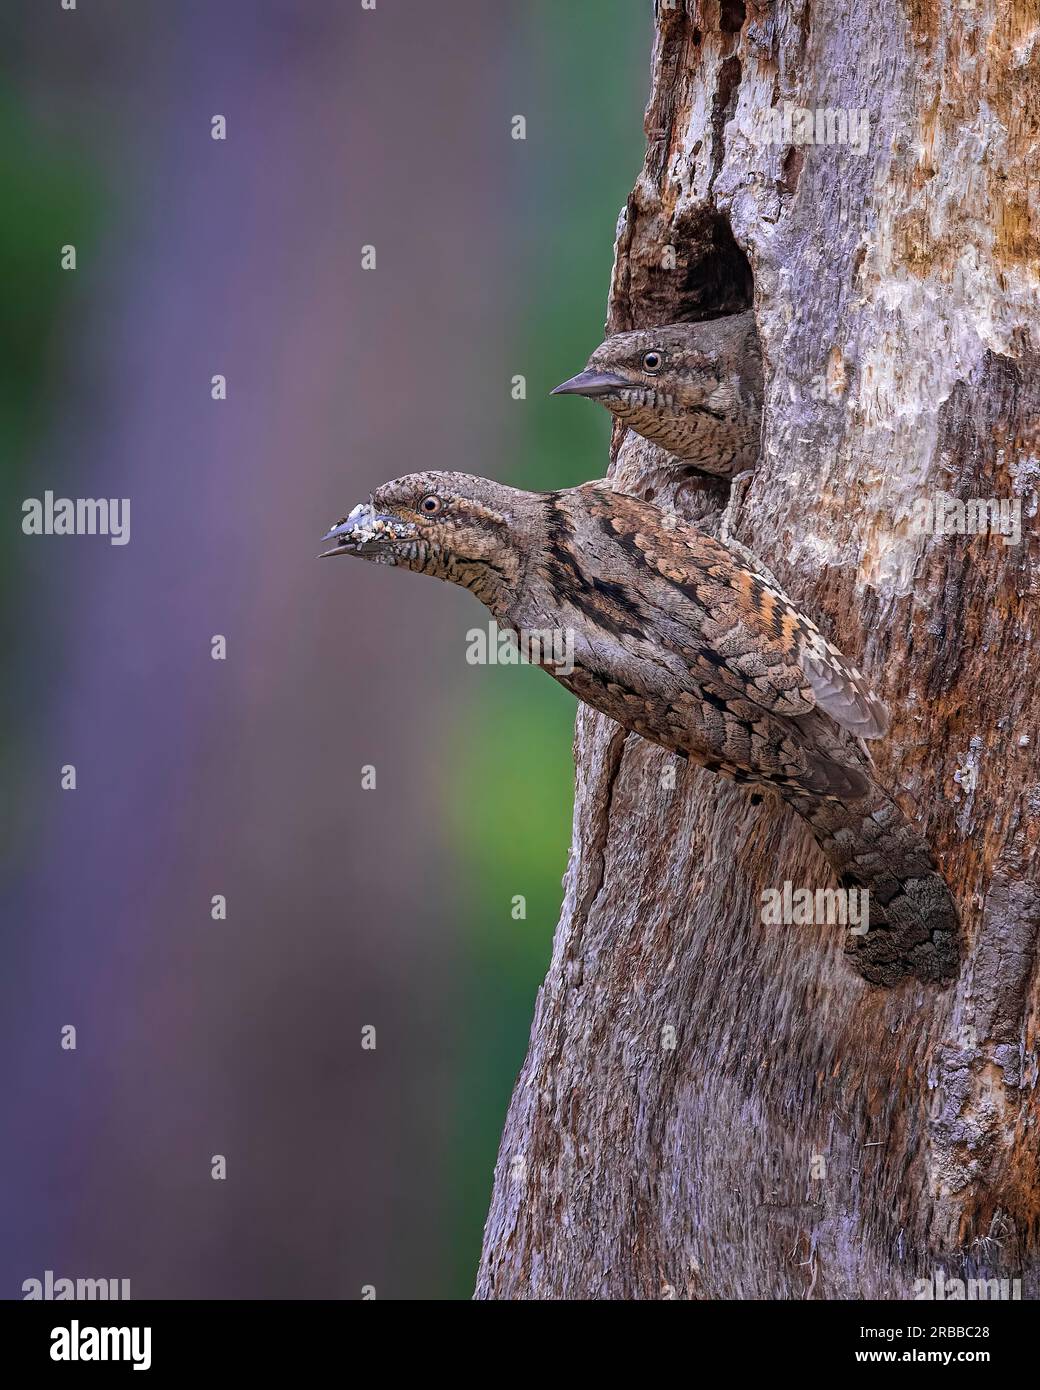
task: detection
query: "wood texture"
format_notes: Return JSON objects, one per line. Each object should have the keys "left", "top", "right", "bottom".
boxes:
{"left": 476, "top": 0, "right": 1040, "bottom": 1299}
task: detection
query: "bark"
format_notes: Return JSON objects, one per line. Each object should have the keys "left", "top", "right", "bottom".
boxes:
{"left": 476, "top": 0, "right": 1040, "bottom": 1300}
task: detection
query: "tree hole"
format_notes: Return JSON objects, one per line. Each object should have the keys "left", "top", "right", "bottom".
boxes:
{"left": 625, "top": 207, "right": 754, "bottom": 328}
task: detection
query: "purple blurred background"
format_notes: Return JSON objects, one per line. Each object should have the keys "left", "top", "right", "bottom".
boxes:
{"left": 1, "top": 0, "right": 647, "bottom": 1297}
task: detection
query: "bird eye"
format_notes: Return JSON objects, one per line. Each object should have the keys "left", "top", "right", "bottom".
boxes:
{"left": 641, "top": 350, "right": 664, "bottom": 374}
{"left": 420, "top": 494, "right": 443, "bottom": 515}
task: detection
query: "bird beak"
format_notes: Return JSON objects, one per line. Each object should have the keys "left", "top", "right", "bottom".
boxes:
{"left": 550, "top": 368, "right": 629, "bottom": 399}
{"left": 318, "top": 503, "right": 417, "bottom": 558}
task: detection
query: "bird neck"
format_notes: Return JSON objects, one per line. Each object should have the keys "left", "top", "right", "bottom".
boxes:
{"left": 452, "top": 492, "right": 557, "bottom": 622}
{"left": 451, "top": 552, "right": 521, "bottom": 616}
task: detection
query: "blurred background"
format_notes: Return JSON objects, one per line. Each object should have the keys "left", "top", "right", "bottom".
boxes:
{"left": 0, "top": 0, "right": 648, "bottom": 1298}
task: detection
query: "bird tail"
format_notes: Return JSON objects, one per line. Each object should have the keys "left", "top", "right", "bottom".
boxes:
{"left": 779, "top": 777, "right": 960, "bottom": 986}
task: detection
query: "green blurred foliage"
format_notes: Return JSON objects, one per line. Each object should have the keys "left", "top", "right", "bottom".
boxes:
{"left": 445, "top": 1, "right": 649, "bottom": 1296}
{"left": 0, "top": 86, "right": 100, "bottom": 856}
{"left": 0, "top": 89, "right": 98, "bottom": 514}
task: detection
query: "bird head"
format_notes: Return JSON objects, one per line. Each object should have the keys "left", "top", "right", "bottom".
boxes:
{"left": 320, "top": 470, "right": 531, "bottom": 607}
{"left": 551, "top": 323, "right": 731, "bottom": 414}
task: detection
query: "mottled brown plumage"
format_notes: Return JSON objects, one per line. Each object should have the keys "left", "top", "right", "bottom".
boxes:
{"left": 322, "top": 472, "right": 958, "bottom": 985}
{"left": 552, "top": 311, "right": 763, "bottom": 477}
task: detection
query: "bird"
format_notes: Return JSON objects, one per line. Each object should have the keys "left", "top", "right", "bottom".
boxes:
{"left": 551, "top": 310, "right": 763, "bottom": 478}
{"left": 321, "top": 471, "right": 959, "bottom": 986}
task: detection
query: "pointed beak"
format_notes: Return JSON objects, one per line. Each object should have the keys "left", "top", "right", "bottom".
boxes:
{"left": 318, "top": 503, "right": 416, "bottom": 558}
{"left": 550, "top": 368, "right": 629, "bottom": 399}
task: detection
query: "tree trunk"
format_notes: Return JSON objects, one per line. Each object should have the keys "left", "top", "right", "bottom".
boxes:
{"left": 476, "top": 0, "right": 1040, "bottom": 1300}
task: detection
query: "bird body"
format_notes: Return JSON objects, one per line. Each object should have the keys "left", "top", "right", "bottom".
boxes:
{"left": 322, "top": 472, "right": 958, "bottom": 985}
{"left": 552, "top": 311, "right": 763, "bottom": 477}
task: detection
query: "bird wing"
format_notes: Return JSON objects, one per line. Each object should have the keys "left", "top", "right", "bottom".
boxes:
{"left": 591, "top": 490, "right": 890, "bottom": 739}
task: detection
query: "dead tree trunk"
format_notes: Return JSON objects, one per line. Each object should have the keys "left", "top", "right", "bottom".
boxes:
{"left": 476, "top": 0, "right": 1040, "bottom": 1300}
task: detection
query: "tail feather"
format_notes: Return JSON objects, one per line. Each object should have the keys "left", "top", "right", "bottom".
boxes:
{"left": 781, "top": 778, "right": 960, "bottom": 986}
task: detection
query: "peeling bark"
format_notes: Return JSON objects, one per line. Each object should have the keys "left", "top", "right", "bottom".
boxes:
{"left": 477, "top": 0, "right": 1040, "bottom": 1299}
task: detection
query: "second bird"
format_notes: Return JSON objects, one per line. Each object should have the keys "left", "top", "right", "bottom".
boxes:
{"left": 552, "top": 310, "right": 763, "bottom": 479}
